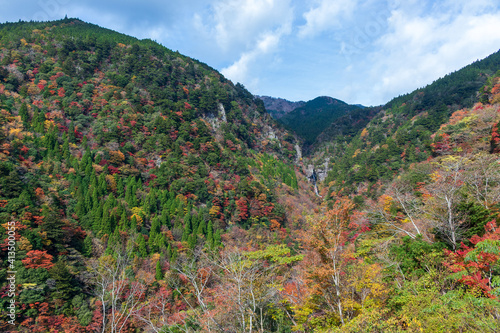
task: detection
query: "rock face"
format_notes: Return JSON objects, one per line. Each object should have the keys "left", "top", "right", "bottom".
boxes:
{"left": 294, "top": 143, "right": 302, "bottom": 164}
{"left": 305, "top": 158, "right": 330, "bottom": 183}
{"left": 257, "top": 95, "right": 306, "bottom": 119}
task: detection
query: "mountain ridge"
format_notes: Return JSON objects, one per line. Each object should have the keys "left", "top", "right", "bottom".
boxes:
{"left": 1, "top": 17, "right": 500, "bottom": 333}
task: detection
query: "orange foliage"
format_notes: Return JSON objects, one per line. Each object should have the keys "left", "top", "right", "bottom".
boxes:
{"left": 22, "top": 250, "right": 54, "bottom": 270}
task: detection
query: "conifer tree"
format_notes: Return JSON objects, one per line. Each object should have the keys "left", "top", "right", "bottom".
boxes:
{"left": 206, "top": 221, "right": 214, "bottom": 248}
{"left": 19, "top": 102, "right": 29, "bottom": 128}
{"left": 116, "top": 175, "right": 125, "bottom": 198}
{"left": 155, "top": 260, "right": 163, "bottom": 281}
{"left": 130, "top": 215, "right": 138, "bottom": 231}
{"left": 160, "top": 208, "right": 171, "bottom": 228}
{"left": 197, "top": 219, "right": 206, "bottom": 235}
{"left": 137, "top": 235, "right": 148, "bottom": 257}
{"left": 119, "top": 211, "right": 128, "bottom": 230}
{"left": 83, "top": 235, "right": 93, "bottom": 257}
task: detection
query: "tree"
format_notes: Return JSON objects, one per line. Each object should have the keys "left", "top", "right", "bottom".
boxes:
{"left": 300, "top": 197, "right": 357, "bottom": 327}
{"left": 133, "top": 287, "right": 186, "bottom": 332}
{"left": 445, "top": 220, "right": 500, "bottom": 298}
{"left": 423, "top": 156, "right": 468, "bottom": 249}
{"left": 89, "top": 249, "right": 146, "bottom": 333}
{"left": 155, "top": 261, "right": 163, "bottom": 281}
{"left": 463, "top": 153, "right": 500, "bottom": 210}
{"left": 22, "top": 250, "right": 54, "bottom": 270}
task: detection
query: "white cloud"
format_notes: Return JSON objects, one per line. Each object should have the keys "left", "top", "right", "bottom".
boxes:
{"left": 298, "top": 0, "right": 358, "bottom": 38}
{"left": 198, "top": 0, "right": 294, "bottom": 53}
{"left": 363, "top": 1, "right": 500, "bottom": 105}
{"left": 221, "top": 29, "right": 286, "bottom": 87}
{"left": 196, "top": 0, "right": 294, "bottom": 88}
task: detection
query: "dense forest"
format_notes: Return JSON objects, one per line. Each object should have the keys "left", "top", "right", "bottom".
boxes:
{"left": 0, "top": 18, "right": 499, "bottom": 332}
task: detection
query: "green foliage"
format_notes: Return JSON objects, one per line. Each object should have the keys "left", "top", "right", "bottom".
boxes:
{"left": 279, "top": 96, "right": 362, "bottom": 146}
{"left": 389, "top": 236, "right": 446, "bottom": 278}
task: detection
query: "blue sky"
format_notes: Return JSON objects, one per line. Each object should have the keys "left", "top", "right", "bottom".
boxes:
{"left": 2, "top": 0, "right": 500, "bottom": 106}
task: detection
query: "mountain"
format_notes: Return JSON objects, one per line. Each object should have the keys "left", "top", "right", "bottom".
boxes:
{"left": 317, "top": 49, "right": 500, "bottom": 197}
{"left": 0, "top": 18, "right": 317, "bottom": 331}
{"left": 257, "top": 95, "right": 306, "bottom": 119}
{"left": 2, "top": 17, "right": 500, "bottom": 333}
{"left": 278, "top": 96, "right": 363, "bottom": 148}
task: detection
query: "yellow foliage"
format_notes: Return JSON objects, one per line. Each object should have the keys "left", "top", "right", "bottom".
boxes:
{"left": 44, "top": 119, "right": 55, "bottom": 131}
{"left": 430, "top": 171, "right": 441, "bottom": 182}
{"left": 131, "top": 213, "right": 143, "bottom": 226}
{"left": 131, "top": 206, "right": 143, "bottom": 216}
{"left": 176, "top": 194, "right": 187, "bottom": 205}
{"left": 9, "top": 128, "right": 23, "bottom": 139}
{"left": 380, "top": 195, "right": 393, "bottom": 213}
{"left": 22, "top": 283, "right": 38, "bottom": 289}
{"left": 105, "top": 174, "right": 117, "bottom": 192}
{"left": 108, "top": 150, "right": 125, "bottom": 165}
{"left": 27, "top": 83, "right": 40, "bottom": 95}
{"left": 19, "top": 236, "right": 32, "bottom": 251}
{"left": 151, "top": 253, "right": 161, "bottom": 262}
{"left": 209, "top": 205, "right": 220, "bottom": 217}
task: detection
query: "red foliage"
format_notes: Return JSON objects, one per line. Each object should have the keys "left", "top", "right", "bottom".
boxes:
{"left": 57, "top": 87, "right": 65, "bottom": 97}
{"left": 22, "top": 250, "right": 54, "bottom": 270}
{"left": 491, "top": 122, "right": 500, "bottom": 153}
{"left": 445, "top": 220, "right": 500, "bottom": 298}
{"left": 236, "top": 197, "right": 249, "bottom": 221}
{"left": 108, "top": 165, "right": 120, "bottom": 174}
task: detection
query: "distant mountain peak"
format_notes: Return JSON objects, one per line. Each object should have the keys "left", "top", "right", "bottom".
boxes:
{"left": 256, "top": 95, "right": 306, "bottom": 119}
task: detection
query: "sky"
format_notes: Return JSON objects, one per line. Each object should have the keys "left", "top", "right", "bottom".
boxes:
{"left": 2, "top": 0, "right": 500, "bottom": 106}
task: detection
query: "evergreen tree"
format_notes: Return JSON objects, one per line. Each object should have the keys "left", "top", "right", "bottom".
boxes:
{"left": 137, "top": 235, "right": 148, "bottom": 257}
{"left": 155, "top": 260, "right": 163, "bottom": 281}
{"left": 197, "top": 218, "right": 206, "bottom": 235}
{"left": 19, "top": 102, "right": 29, "bottom": 127}
{"left": 83, "top": 235, "right": 93, "bottom": 257}
{"left": 50, "top": 260, "right": 77, "bottom": 301}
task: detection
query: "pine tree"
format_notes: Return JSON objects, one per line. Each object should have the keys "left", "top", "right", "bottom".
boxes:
{"left": 189, "top": 233, "right": 198, "bottom": 249}
{"left": 119, "top": 211, "right": 128, "bottom": 230}
{"left": 130, "top": 215, "right": 138, "bottom": 231}
{"left": 49, "top": 260, "right": 77, "bottom": 300}
{"left": 197, "top": 219, "right": 206, "bottom": 235}
{"left": 151, "top": 217, "right": 161, "bottom": 236}
{"left": 98, "top": 173, "right": 107, "bottom": 196}
{"left": 92, "top": 202, "right": 103, "bottom": 233}
{"left": 160, "top": 208, "right": 171, "bottom": 228}
{"left": 214, "top": 229, "right": 222, "bottom": 248}
{"left": 206, "top": 221, "right": 214, "bottom": 248}
{"left": 83, "top": 235, "right": 93, "bottom": 257}
{"left": 68, "top": 121, "right": 76, "bottom": 143}
{"left": 155, "top": 260, "right": 163, "bottom": 281}
{"left": 137, "top": 235, "right": 148, "bottom": 257}
{"left": 182, "top": 213, "right": 192, "bottom": 242}
{"left": 116, "top": 175, "right": 125, "bottom": 198}
{"left": 19, "top": 102, "right": 29, "bottom": 128}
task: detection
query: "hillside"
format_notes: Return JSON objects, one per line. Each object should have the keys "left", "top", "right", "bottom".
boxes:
{"left": 0, "top": 18, "right": 318, "bottom": 332}
{"left": 1, "top": 18, "right": 500, "bottom": 333}
{"left": 278, "top": 96, "right": 363, "bottom": 148}
{"left": 321, "top": 49, "right": 500, "bottom": 196}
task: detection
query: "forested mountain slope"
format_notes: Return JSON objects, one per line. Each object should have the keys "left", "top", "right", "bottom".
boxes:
{"left": 1, "top": 18, "right": 500, "bottom": 333}
{"left": 0, "top": 18, "right": 314, "bottom": 331}
{"left": 322, "top": 49, "right": 500, "bottom": 197}
{"left": 278, "top": 96, "right": 363, "bottom": 148}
